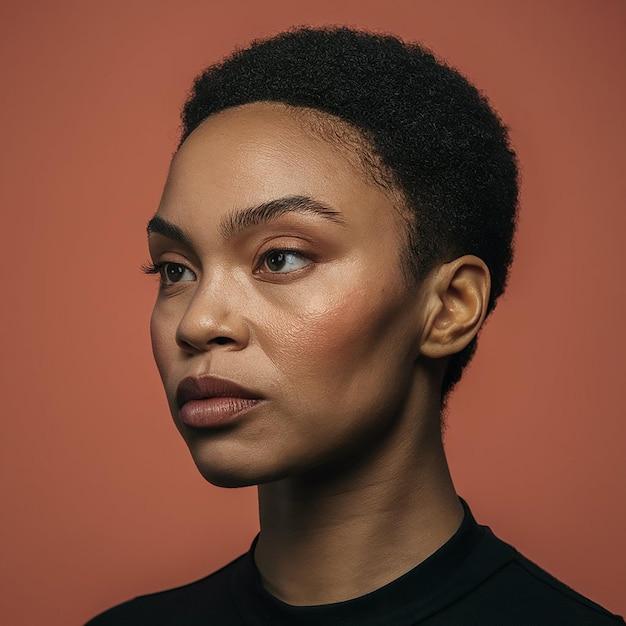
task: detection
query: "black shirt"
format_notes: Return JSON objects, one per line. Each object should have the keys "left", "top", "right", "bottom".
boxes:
{"left": 86, "top": 502, "right": 624, "bottom": 625}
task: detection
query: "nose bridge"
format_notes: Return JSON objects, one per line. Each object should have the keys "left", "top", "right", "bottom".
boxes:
{"left": 176, "top": 266, "right": 249, "bottom": 351}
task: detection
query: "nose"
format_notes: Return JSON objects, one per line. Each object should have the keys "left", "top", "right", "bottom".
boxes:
{"left": 175, "top": 276, "right": 250, "bottom": 353}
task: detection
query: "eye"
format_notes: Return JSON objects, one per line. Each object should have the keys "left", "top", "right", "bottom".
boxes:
{"left": 142, "top": 262, "right": 196, "bottom": 285}
{"left": 258, "top": 249, "right": 311, "bottom": 274}
{"left": 162, "top": 262, "right": 196, "bottom": 284}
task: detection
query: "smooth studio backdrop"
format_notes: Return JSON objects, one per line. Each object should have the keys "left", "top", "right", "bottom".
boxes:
{"left": 1, "top": 1, "right": 624, "bottom": 623}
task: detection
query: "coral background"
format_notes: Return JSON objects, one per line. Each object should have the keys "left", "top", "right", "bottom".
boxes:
{"left": 1, "top": 1, "right": 624, "bottom": 623}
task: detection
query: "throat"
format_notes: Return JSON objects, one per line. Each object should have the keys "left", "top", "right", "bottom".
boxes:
{"left": 254, "top": 445, "right": 463, "bottom": 606}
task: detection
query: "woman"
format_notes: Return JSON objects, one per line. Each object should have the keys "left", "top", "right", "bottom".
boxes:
{"left": 87, "top": 27, "right": 624, "bottom": 625}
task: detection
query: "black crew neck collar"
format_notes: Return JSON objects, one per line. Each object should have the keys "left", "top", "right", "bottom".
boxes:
{"left": 229, "top": 499, "right": 493, "bottom": 626}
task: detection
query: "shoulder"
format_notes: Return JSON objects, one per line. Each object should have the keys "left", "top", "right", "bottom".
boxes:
{"left": 84, "top": 553, "right": 247, "bottom": 626}
{"left": 449, "top": 528, "right": 624, "bottom": 625}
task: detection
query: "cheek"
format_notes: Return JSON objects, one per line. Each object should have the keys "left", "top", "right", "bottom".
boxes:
{"left": 149, "top": 306, "right": 178, "bottom": 382}
{"left": 260, "top": 282, "right": 415, "bottom": 388}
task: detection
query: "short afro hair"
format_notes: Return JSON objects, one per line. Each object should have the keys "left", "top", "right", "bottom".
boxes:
{"left": 180, "top": 26, "right": 519, "bottom": 399}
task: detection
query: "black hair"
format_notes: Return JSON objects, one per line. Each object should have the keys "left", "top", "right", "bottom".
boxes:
{"left": 180, "top": 26, "right": 519, "bottom": 399}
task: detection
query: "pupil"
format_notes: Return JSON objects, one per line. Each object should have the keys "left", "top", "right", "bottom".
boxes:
{"left": 166, "top": 264, "right": 184, "bottom": 282}
{"left": 267, "top": 252, "right": 285, "bottom": 271}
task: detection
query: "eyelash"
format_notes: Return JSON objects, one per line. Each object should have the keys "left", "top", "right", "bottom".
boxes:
{"left": 141, "top": 262, "right": 163, "bottom": 276}
{"left": 141, "top": 247, "right": 311, "bottom": 282}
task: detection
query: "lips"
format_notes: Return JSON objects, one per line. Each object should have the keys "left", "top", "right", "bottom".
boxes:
{"left": 175, "top": 375, "right": 264, "bottom": 428}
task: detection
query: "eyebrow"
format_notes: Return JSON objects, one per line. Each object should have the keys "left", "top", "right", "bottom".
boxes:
{"left": 219, "top": 195, "right": 346, "bottom": 239}
{"left": 146, "top": 214, "right": 192, "bottom": 246}
{"left": 147, "top": 195, "right": 346, "bottom": 244}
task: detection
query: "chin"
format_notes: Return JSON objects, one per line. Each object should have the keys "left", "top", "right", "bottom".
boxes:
{"left": 196, "top": 465, "right": 263, "bottom": 488}
{"left": 189, "top": 447, "right": 293, "bottom": 489}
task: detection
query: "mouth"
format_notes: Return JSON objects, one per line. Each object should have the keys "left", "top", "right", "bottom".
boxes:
{"left": 175, "top": 375, "right": 264, "bottom": 429}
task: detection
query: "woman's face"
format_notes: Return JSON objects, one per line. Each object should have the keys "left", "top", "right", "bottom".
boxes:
{"left": 149, "top": 103, "right": 430, "bottom": 487}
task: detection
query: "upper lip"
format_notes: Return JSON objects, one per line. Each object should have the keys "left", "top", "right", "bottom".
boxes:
{"left": 176, "top": 375, "right": 263, "bottom": 408}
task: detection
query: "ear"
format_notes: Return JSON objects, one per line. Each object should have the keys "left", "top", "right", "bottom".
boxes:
{"left": 419, "top": 255, "right": 491, "bottom": 359}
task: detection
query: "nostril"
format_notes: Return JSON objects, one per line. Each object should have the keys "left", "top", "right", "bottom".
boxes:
{"left": 212, "top": 336, "right": 234, "bottom": 345}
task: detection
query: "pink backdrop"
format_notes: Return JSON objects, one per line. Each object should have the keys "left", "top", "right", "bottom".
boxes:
{"left": 1, "top": 1, "right": 624, "bottom": 623}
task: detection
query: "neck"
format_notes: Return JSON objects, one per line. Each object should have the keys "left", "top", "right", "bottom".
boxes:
{"left": 254, "top": 410, "right": 463, "bottom": 605}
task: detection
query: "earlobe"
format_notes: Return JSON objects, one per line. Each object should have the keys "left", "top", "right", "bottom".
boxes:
{"left": 419, "top": 255, "right": 491, "bottom": 359}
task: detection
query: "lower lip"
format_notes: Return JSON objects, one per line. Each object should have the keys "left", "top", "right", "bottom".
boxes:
{"left": 179, "top": 397, "right": 262, "bottom": 428}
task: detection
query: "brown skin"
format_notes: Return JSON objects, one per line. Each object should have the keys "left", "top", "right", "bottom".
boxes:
{"left": 148, "top": 102, "right": 490, "bottom": 605}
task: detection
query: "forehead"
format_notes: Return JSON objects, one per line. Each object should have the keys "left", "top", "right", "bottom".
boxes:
{"left": 177, "top": 102, "right": 384, "bottom": 180}
{"left": 161, "top": 103, "right": 405, "bottom": 226}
